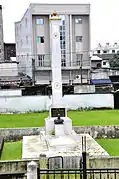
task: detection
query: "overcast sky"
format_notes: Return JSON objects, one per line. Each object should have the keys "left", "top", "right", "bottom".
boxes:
{"left": 0, "top": 0, "right": 119, "bottom": 48}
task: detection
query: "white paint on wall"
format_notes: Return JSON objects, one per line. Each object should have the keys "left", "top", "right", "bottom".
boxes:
{"left": 0, "top": 63, "right": 18, "bottom": 76}
{"left": 0, "top": 89, "right": 22, "bottom": 97}
{"left": 74, "top": 85, "right": 95, "bottom": 94}
{"left": 0, "top": 94, "right": 114, "bottom": 113}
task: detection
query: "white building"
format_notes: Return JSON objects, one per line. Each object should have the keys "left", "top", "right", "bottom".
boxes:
{"left": 91, "top": 55, "right": 110, "bottom": 69}
{"left": 92, "top": 43, "right": 119, "bottom": 55}
{"left": 15, "top": 3, "right": 91, "bottom": 85}
{"left": 0, "top": 5, "right": 4, "bottom": 61}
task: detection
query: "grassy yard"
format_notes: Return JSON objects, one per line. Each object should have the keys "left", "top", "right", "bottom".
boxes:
{"left": 1, "top": 141, "right": 22, "bottom": 160}
{"left": 1, "top": 139, "right": 119, "bottom": 160}
{"left": 96, "top": 139, "right": 119, "bottom": 156}
{"left": 0, "top": 110, "right": 119, "bottom": 128}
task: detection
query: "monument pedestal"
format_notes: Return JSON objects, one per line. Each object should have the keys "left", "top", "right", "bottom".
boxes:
{"left": 55, "top": 124, "right": 64, "bottom": 137}
{"left": 45, "top": 117, "right": 72, "bottom": 135}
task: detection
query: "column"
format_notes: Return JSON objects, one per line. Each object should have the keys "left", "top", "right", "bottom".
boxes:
{"left": 27, "top": 161, "right": 38, "bottom": 179}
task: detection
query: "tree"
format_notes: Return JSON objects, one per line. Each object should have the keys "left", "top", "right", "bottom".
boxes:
{"left": 109, "top": 53, "right": 119, "bottom": 68}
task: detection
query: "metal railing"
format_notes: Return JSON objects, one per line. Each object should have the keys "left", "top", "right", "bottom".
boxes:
{"left": 38, "top": 168, "right": 119, "bottom": 179}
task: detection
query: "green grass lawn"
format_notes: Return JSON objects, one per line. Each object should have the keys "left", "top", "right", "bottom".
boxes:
{"left": 1, "top": 139, "right": 119, "bottom": 160}
{"left": 96, "top": 139, "right": 119, "bottom": 156}
{"left": 0, "top": 110, "right": 119, "bottom": 128}
{"left": 1, "top": 141, "right": 22, "bottom": 160}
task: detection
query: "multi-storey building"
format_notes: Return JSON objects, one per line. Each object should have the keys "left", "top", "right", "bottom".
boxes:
{"left": 0, "top": 5, "right": 4, "bottom": 61}
{"left": 15, "top": 3, "right": 90, "bottom": 85}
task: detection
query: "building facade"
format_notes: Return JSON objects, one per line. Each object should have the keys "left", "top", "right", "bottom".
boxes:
{"left": 0, "top": 5, "right": 4, "bottom": 61}
{"left": 15, "top": 3, "right": 90, "bottom": 85}
{"left": 4, "top": 43, "right": 16, "bottom": 61}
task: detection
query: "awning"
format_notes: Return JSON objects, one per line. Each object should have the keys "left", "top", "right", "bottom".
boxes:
{"left": 90, "top": 79, "right": 112, "bottom": 84}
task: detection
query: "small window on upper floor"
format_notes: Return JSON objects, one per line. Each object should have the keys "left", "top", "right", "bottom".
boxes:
{"left": 76, "top": 36, "right": 83, "bottom": 42}
{"left": 25, "top": 18, "right": 27, "bottom": 28}
{"left": 37, "top": 36, "right": 44, "bottom": 43}
{"left": 20, "top": 40, "right": 23, "bottom": 46}
{"left": 97, "top": 50, "right": 100, "bottom": 54}
{"left": 112, "top": 50, "right": 115, "bottom": 53}
{"left": 26, "top": 36, "right": 28, "bottom": 44}
{"left": 36, "top": 18, "right": 44, "bottom": 25}
{"left": 75, "top": 16, "right": 82, "bottom": 24}
{"left": 103, "top": 50, "right": 107, "bottom": 53}
{"left": 103, "top": 61, "right": 106, "bottom": 65}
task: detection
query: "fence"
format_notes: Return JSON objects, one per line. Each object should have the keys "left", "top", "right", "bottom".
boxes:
{"left": 38, "top": 168, "right": 119, "bottom": 179}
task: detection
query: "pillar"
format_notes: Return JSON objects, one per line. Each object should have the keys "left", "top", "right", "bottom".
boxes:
{"left": 27, "top": 161, "right": 37, "bottom": 179}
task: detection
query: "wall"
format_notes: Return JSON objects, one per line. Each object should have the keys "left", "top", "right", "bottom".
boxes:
{"left": 0, "top": 159, "right": 39, "bottom": 173}
{"left": 0, "top": 63, "right": 18, "bottom": 76}
{"left": 89, "top": 157, "right": 119, "bottom": 168}
{"left": 0, "top": 94, "right": 114, "bottom": 113}
{"left": 0, "top": 6, "right": 4, "bottom": 61}
{"left": 31, "top": 4, "right": 90, "bottom": 15}
{"left": 91, "top": 70, "right": 110, "bottom": 79}
{"left": 1, "top": 157, "right": 119, "bottom": 173}
{"left": 1, "top": 125, "right": 119, "bottom": 141}
{"left": 0, "top": 89, "right": 22, "bottom": 97}
{"left": 74, "top": 85, "right": 95, "bottom": 94}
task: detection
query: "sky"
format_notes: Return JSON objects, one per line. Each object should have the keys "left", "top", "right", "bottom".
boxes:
{"left": 0, "top": 0, "right": 119, "bottom": 48}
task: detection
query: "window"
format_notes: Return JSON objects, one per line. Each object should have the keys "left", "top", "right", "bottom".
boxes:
{"left": 0, "top": 49, "right": 1, "bottom": 53}
{"left": 76, "top": 36, "right": 83, "bottom": 42}
{"left": 20, "top": 40, "right": 23, "bottom": 47}
{"left": 76, "top": 54, "right": 81, "bottom": 66}
{"left": 26, "top": 36, "right": 28, "bottom": 44}
{"left": 59, "top": 15, "right": 66, "bottom": 66}
{"left": 97, "top": 63, "right": 101, "bottom": 68}
{"left": 61, "top": 59, "right": 66, "bottom": 67}
{"left": 37, "top": 36, "right": 44, "bottom": 43}
{"left": 75, "top": 16, "right": 82, "bottom": 24}
{"left": 97, "top": 50, "right": 100, "bottom": 54}
{"left": 112, "top": 50, "right": 115, "bottom": 53}
{"left": 38, "top": 55, "right": 45, "bottom": 67}
{"left": 25, "top": 18, "right": 27, "bottom": 28}
{"left": 103, "top": 61, "right": 106, "bottom": 65}
{"left": 103, "top": 50, "right": 107, "bottom": 53}
{"left": 36, "top": 18, "right": 44, "bottom": 25}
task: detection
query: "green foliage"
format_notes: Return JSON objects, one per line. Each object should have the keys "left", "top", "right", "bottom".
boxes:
{"left": 109, "top": 54, "right": 119, "bottom": 68}
{"left": 1, "top": 141, "right": 22, "bottom": 160}
{"left": 50, "top": 130, "right": 55, "bottom": 135}
{"left": 0, "top": 110, "right": 119, "bottom": 128}
{"left": 96, "top": 139, "right": 119, "bottom": 156}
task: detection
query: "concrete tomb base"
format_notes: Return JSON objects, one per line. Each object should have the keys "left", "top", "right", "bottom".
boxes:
{"left": 22, "top": 131, "right": 109, "bottom": 168}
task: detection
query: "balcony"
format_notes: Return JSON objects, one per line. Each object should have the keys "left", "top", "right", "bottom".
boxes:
{"left": 35, "top": 53, "right": 90, "bottom": 71}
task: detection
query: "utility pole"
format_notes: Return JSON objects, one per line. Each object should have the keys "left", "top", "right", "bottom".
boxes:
{"left": 32, "top": 58, "right": 35, "bottom": 86}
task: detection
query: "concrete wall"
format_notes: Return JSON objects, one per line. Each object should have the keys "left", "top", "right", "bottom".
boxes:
{"left": 0, "top": 159, "right": 39, "bottom": 173}
{"left": 0, "top": 89, "right": 22, "bottom": 97}
{"left": 91, "top": 70, "right": 110, "bottom": 79}
{"left": 74, "top": 85, "right": 95, "bottom": 94}
{"left": 1, "top": 157, "right": 119, "bottom": 173}
{"left": 0, "top": 6, "right": 4, "bottom": 61}
{"left": 1, "top": 126, "right": 119, "bottom": 141}
{"left": 89, "top": 157, "right": 119, "bottom": 168}
{"left": 0, "top": 94, "right": 114, "bottom": 113}
{"left": 0, "top": 63, "right": 18, "bottom": 76}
